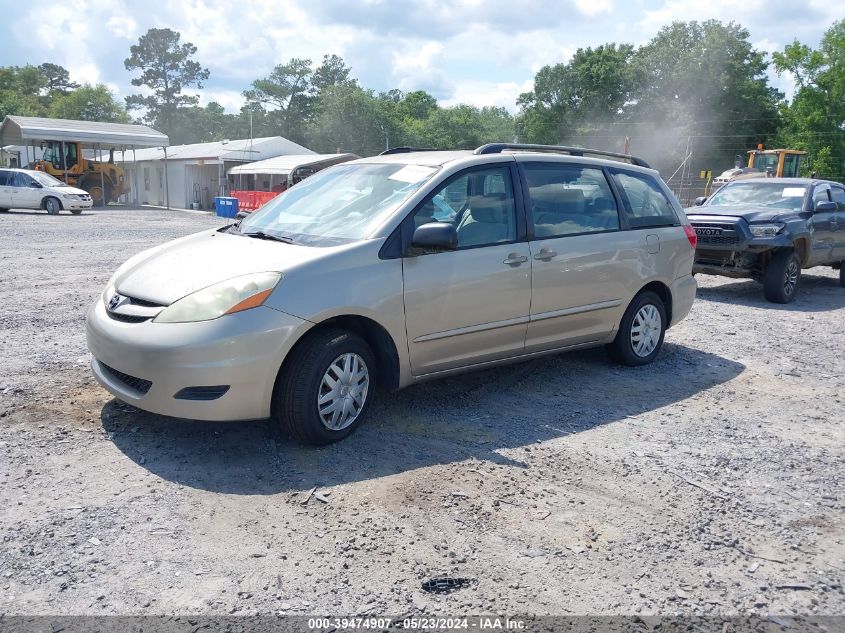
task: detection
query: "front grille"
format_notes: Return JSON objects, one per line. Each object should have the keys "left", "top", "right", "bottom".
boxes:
{"left": 106, "top": 293, "right": 164, "bottom": 323}
{"left": 107, "top": 313, "right": 150, "bottom": 323}
{"left": 128, "top": 296, "right": 161, "bottom": 308}
{"left": 697, "top": 234, "right": 740, "bottom": 245}
{"left": 99, "top": 361, "right": 152, "bottom": 394}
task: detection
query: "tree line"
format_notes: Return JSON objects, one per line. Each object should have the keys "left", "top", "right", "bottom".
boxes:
{"left": 1, "top": 19, "right": 844, "bottom": 181}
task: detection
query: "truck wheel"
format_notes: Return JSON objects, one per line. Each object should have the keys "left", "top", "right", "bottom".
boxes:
{"left": 0, "top": 208, "right": 8, "bottom": 213}
{"left": 606, "top": 291, "right": 667, "bottom": 367}
{"left": 763, "top": 250, "right": 801, "bottom": 303}
{"left": 274, "top": 328, "right": 376, "bottom": 446}
{"left": 44, "top": 197, "right": 61, "bottom": 215}
{"left": 839, "top": 262, "right": 845, "bottom": 288}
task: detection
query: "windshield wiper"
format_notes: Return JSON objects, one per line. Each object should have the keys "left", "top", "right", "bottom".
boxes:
{"left": 241, "top": 231, "right": 296, "bottom": 244}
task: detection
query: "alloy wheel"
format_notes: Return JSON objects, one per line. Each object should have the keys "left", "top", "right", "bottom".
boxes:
{"left": 784, "top": 259, "right": 799, "bottom": 296}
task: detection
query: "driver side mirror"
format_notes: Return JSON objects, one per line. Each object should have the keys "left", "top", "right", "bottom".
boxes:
{"left": 411, "top": 222, "right": 458, "bottom": 253}
{"left": 694, "top": 196, "right": 707, "bottom": 206}
{"left": 30, "top": 181, "right": 43, "bottom": 188}
{"left": 815, "top": 200, "right": 836, "bottom": 212}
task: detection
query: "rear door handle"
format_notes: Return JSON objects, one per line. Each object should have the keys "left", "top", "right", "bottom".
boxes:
{"left": 503, "top": 253, "right": 528, "bottom": 266}
{"left": 533, "top": 248, "right": 557, "bottom": 261}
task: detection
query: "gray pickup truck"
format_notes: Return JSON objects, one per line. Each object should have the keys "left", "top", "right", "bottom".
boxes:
{"left": 686, "top": 178, "right": 845, "bottom": 303}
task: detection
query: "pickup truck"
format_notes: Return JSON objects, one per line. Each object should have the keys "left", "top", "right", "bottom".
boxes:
{"left": 686, "top": 178, "right": 845, "bottom": 303}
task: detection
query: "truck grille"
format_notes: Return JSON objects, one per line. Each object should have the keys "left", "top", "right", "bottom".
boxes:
{"left": 99, "top": 361, "right": 152, "bottom": 394}
{"left": 690, "top": 221, "right": 740, "bottom": 246}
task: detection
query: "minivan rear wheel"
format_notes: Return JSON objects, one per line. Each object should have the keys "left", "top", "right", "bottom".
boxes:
{"left": 274, "top": 328, "right": 376, "bottom": 446}
{"left": 607, "top": 291, "right": 667, "bottom": 366}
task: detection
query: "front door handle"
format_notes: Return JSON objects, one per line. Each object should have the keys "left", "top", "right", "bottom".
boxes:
{"left": 503, "top": 253, "right": 528, "bottom": 266}
{"left": 533, "top": 248, "right": 557, "bottom": 261}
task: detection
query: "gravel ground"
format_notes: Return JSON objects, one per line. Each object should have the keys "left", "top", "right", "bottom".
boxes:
{"left": 0, "top": 207, "right": 843, "bottom": 618}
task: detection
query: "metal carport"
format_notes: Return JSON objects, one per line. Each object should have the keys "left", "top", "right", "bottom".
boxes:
{"left": 0, "top": 115, "right": 168, "bottom": 207}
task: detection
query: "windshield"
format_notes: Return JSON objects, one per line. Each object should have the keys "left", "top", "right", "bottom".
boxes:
{"left": 707, "top": 182, "right": 806, "bottom": 211}
{"left": 30, "top": 171, "right": 68, "bottom": 187}
{"left": 239, "top": 163, "right": 439, "bottom": 245}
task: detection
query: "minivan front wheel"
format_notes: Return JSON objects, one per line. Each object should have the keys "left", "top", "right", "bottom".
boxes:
{"left": 44, "top": 197, "right": 61, "bottom": 215}
{"left": 274, "top": 328, "right": 376, "bottom": 445}
{"left": 607, "top": 291, "right": 667, "bottom": 366}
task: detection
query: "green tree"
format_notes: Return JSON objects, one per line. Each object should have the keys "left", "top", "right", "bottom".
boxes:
{"left": 312, "top": 54, "right": 356, "bottom": 92}
{"left": 38, "top": 63, "right": 79, "bottom": 95}
{"left": 517, "top": 43, "right": 634, "bottom": 143}
{"left": 244, "top": 58, "right": 315, "bottom": 143}
{"left": 773, "top": 19, "right": 845, "bottom": 179}
{"left": 49, "top": 84, "right": 129, "bottom": 122}
{"left": 0, "top": 65, "right": 47, "bottom": 118}
{"left": 124, "top": 28, "right": 210, "bottom": 138}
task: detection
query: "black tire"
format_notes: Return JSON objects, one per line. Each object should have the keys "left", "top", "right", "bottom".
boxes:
{"left": 763, "top": 250, "right": 801, "bottom": 303}
{"left": 606, "top": 290, "right": 667, "bottom": 367}
{"left": 0, "top": 208, "right": 8, "bottom": 213}
{"left": 44, "top": 197, "right": 61, "bottom": 215}
{"left": 70, "top": 209, "right": 83, "bottom": 215}
{"left": 839, "top": 263, "right": 845, "bottom": 288}
{"left": 79, "top": 179, "right": 111, "bottom": 205}
{"left": 274, "top": 328, "right": 376, "bottom": 446}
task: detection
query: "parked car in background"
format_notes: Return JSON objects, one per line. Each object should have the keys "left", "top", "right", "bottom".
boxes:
{"left": 87, "top": 144, "right": 697, "bottom": 445}
{"left": 0, "top": 168, "right": 93, "bottom": 214}
{"left": 687, "top": 178, "right": 845, "bottom": 303}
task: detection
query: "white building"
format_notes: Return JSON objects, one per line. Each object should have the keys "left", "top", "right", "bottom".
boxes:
{"left": 120, "top": 136, "right": 314, "bottom": 210}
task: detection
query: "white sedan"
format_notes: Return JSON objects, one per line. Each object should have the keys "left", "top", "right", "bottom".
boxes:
{"left": 0, "top": 168, "right": 93, "bottom": 214}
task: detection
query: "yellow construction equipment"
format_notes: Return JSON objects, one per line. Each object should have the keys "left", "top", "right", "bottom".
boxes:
{"left": 32, "top": 140, "right": 129, "bottom": 204}
{"left": 711, "top": 146, "right": 807, "bottom": 190}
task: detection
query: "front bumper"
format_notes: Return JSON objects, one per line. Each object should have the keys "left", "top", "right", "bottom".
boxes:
{"left": 688, "top": 215, "right": 790, "bottom": 275}
{"left": 64, "top": 199, "right": 93, "bottom": 210}
{"left": 86, "top": 297, "right": 309, "bottom": 421}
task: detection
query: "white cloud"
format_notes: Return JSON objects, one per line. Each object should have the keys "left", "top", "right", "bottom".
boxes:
{"left": 441, "top": 79, "right": 535, "bottom": 112}
{"left": 575, "top": 0, "right": 613, "bottom": 16}
{"left": 106, "top": 15, "right": 137, "bottom": 38}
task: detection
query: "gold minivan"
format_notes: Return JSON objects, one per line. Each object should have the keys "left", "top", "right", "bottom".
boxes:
{"left": 87, "top": 144, "right": 697, "bottom": 444}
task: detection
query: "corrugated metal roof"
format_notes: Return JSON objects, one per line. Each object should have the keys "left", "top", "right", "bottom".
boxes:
{"left": 0, "top": 115, "right": 168, "bottom": 147}
{"left": 228, "top": 153, "right": 359, "bottom": 175}
{"left": 121, "top": 136, "right": 315, "bottom": 163}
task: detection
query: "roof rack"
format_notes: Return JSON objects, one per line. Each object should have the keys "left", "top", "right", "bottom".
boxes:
{"left": 473, "top": 143, "right": 651, "bottom": 168}
{"left": 379, "top": 147, "right": 439, "bottom": 155}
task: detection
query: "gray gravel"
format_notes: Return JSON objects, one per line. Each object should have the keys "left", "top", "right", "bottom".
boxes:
{"left": 0, "top": 207, "right": 843, "bottom": 617}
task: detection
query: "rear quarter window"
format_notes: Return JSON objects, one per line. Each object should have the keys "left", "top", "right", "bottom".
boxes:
{"left": 0, "top": 171, "right": 9, "bottom": 186}
{"left": 611, "top": 170, "right": 679, "bottom": 228}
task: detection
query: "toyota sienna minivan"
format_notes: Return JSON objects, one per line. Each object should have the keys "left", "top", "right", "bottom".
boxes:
{"left": 87, "top": 144, "right": 697, "bottom": 445}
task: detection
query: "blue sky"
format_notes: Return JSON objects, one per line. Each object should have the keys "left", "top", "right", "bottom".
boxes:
{"left": 2, "top": 0, "right": 842, "bottom": 112}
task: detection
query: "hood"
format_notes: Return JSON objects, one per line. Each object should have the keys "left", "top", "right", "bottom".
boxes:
{"left": 686, "top": 204, "right": 797, "bottom": 223}
{"left": 55, "top": 186, "right": 88, "bottom": 196}
{"left": 115, "top": 229, "right": 322, "bottom": 304}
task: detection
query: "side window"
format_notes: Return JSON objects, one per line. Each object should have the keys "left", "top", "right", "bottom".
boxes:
{"left": 831, "top": 187, "right": 845, "bottom": 211}
{"left": 411, "top": 166, "right": 517, "bottom": 249}
{"left": 12, "top": 172, "right": 32, "bottom": 187}
{"left": 813, "top": 186, "right": 830, "bottom": 207}
{"left": 611, "top": 170, "right": 679, "bottom": 228}
{"left": 523, "top": 163, "right": 619, "bottom": 238}
{"left": 0, "top": 171, "right": 8, "bottom": 186}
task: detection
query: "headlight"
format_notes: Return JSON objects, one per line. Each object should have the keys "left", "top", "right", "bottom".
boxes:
{"left": 153, "top": 272, "right": 282, "bottom": 323}
{"left": 62, "top": 193, "right": 77, "bottom": 199}
{"left": 749, "top": 223, "right": 784, "bottom": 237}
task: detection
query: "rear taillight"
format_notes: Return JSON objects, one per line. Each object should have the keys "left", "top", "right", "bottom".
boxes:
{"left": 683, "top": 225, "right": 697, "bottom": 249}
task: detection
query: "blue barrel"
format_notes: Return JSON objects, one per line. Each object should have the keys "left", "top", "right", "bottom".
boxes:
{"left": 214, "top": 196, "right": 238, "bottom": 218}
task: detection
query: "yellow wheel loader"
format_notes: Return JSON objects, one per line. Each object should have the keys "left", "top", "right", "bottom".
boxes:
{"left": 31, "top": 140, "right": 129, "bottom": 204}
